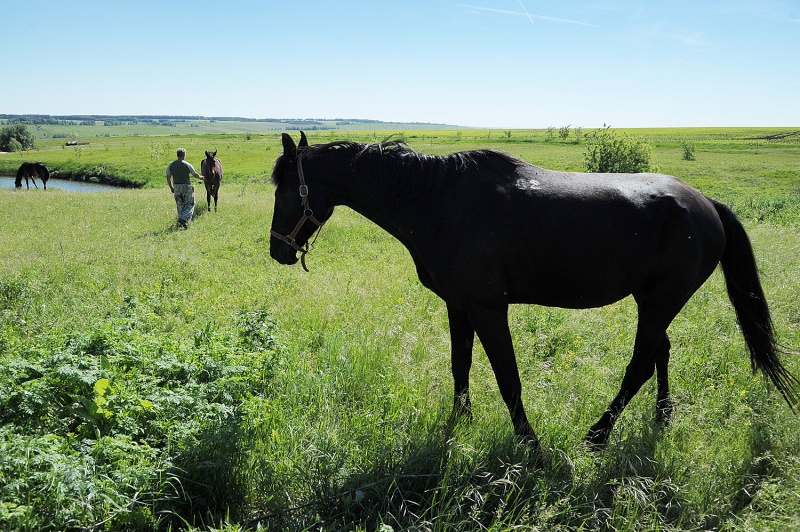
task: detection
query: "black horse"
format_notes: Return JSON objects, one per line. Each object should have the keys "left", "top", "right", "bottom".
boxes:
{"left": 15, "top": 162, "right": 50, "bottom": 190}
{"left": 201, "top": 150, "right": 223, "bottom": 212}
{"left": 269, "top": 131, "right": 798, "bottom": 451}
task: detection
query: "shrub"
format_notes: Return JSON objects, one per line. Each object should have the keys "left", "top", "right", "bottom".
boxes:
{"left": 682, "top": 140, "right": 696, "bottom": 161}
{"left": 0, "top": 123, "right": 35, "bottom": 152}
{"left": 583, "top": 127, "right": 652, "bottom": 173}
{"left": 6, "top": 138, "right": 23, "bottom": 152}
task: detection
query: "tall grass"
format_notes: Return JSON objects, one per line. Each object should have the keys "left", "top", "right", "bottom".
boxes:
{"left": 1, "top": 128, "right": 800, "bottom": 530}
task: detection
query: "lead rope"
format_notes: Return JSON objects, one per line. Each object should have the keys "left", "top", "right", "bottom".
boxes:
{"left": 300, "top": 223, "right": 324, "bottom": 272}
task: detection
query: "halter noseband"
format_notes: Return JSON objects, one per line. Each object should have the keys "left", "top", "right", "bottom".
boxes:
{"left": 269, "top": 155, "right": 326, "bottom": 272}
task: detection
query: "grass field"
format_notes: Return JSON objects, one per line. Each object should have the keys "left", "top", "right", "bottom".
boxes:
{"left": 1, "top": 125, "right": 800, "bottom": 530}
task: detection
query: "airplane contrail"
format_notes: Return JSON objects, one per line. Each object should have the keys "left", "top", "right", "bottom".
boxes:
{"left": 518, "top": 0, "right": 535, "bottom": 24}
{"left": 450, "top": 3, "right": 596, "bottom": 27}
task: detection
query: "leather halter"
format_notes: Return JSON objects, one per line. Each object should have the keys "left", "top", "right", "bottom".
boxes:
{"left": 269, "top": 155, "right": 326, "bottom": 272}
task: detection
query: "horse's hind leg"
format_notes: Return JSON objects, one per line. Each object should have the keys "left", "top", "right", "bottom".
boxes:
{"left": 655, "top": 335, "right": 675, "bottom": 424}
{"left": 585, "top": 302, "right": 678, "bottom": 449}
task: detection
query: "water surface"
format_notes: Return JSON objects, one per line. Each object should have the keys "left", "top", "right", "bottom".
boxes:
{"left": 1, "top": 176, "right": 117, "bottom": 192}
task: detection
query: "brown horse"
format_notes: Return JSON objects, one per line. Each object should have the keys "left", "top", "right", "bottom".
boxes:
{"left": 200, "top": 150, "right": 223, "bottom": 212}
{"left": 15, "top": 162, "right": 50, "bottom": 190}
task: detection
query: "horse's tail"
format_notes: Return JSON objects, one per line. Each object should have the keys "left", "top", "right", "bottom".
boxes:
{"left": 38, "top": 163, "right": 50, "bottom": 180}
{"left": 36, "top": 163, "right": 50, "bottom": 190}
{"left": 712, "top": 199, "right": 799, "bottom": 409}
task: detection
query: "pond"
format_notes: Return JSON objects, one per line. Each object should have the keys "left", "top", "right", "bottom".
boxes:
{"left": 0, "top": 176, "right": 119, "bottom": 192}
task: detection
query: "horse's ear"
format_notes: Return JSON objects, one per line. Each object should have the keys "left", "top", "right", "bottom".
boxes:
{"left": 205, "top": 150, "right": 211, "bottom": 157}
{"left": 212, "top": 150, "right": 217, "bottom": 157}
{"left": 299, "top": 131, "right": 309, "bottom": 148}
{"left": 282, "top": 133, "right": 297, "bottom": 159}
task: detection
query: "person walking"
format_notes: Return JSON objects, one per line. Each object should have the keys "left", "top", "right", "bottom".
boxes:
{"left": 166, "top": 148, "right": 204, "bottom": 228}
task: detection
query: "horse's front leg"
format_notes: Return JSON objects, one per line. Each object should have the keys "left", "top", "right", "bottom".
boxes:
{"left": 447, "top": 303, "right": 474, "bottom": 422}
{"left": 468, "top": 303, "right": 539, "bottom": 448}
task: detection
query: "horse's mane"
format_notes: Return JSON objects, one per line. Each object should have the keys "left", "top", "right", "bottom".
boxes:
{"left": 273, "top": 140, "right": 526, "bottom": 202}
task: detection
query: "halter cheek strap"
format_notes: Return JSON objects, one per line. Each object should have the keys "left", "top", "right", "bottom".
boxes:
{"left": 269, "top": 155, "right": 326, "bottom": 272}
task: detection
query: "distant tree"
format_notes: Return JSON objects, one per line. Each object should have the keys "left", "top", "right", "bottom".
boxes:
{"left": 583, "top": 127, "right": 651, "bottom": 173}
{"left": 559, "top": 125, "right": 571, "bottom": 140}
{"left": 0, "top": 123, "right": 35, "bottom": 151}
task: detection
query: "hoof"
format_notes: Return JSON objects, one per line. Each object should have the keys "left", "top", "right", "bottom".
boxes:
{"left": 583, "top": 426, "right": 611, "bottom": 451}
{"left": 451, "top": 394, "right": 473, "bottom": 424}
{"left": 519, "top": 431, "right": 541, "bottom": 450}
{"left": 655, "top": 396, "right": 675, "bottom": 426}
{"left": 516, "top": 431, "right": 544, "bottom": 468}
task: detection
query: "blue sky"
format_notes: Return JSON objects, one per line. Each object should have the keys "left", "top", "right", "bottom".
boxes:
{"left": 4, "top": 1, "right": 799, "bottom": 128}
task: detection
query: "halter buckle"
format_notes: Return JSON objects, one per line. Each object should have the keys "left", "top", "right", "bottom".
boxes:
{"left": 299, "top": 184, "right": 309, "bottom": 197}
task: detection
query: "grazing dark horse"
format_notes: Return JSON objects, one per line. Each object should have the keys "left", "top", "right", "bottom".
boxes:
{"left": 15, "top": 162, "right": 50, "bottom": 190}
{"left": 269, "top": 131, "right": 799, "bottom": 451}
{"left": 200, "top": 150, "right": 223, "bottom": 211}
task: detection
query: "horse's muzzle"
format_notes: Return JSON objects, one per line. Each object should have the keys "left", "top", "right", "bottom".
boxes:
{"left": 270, "top": 243, "right": 299, "bottom": 265}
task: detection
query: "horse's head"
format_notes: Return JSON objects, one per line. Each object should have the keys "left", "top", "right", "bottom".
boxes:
{"left": 269, "top": 131, "right": 333, "bottom": 268}
{"left": 203, "top": 150, "right": 218, "bottom": 179}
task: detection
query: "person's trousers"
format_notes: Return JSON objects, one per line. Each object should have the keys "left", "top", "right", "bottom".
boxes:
{"left": 173, "top": 184, "right": 195, "bottom": 224}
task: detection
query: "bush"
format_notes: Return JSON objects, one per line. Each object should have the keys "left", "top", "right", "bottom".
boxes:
{"left": 0, "top": 123, "right": 35, "bottom": 152}
{"left": 6, "top": 138, "right": 23, "bottom": 152}
{"left": 583, "top": 127, "right": 652, "bottom": 173}
{"left": 682, "top": 140, "right": 696, "bottom": 161}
